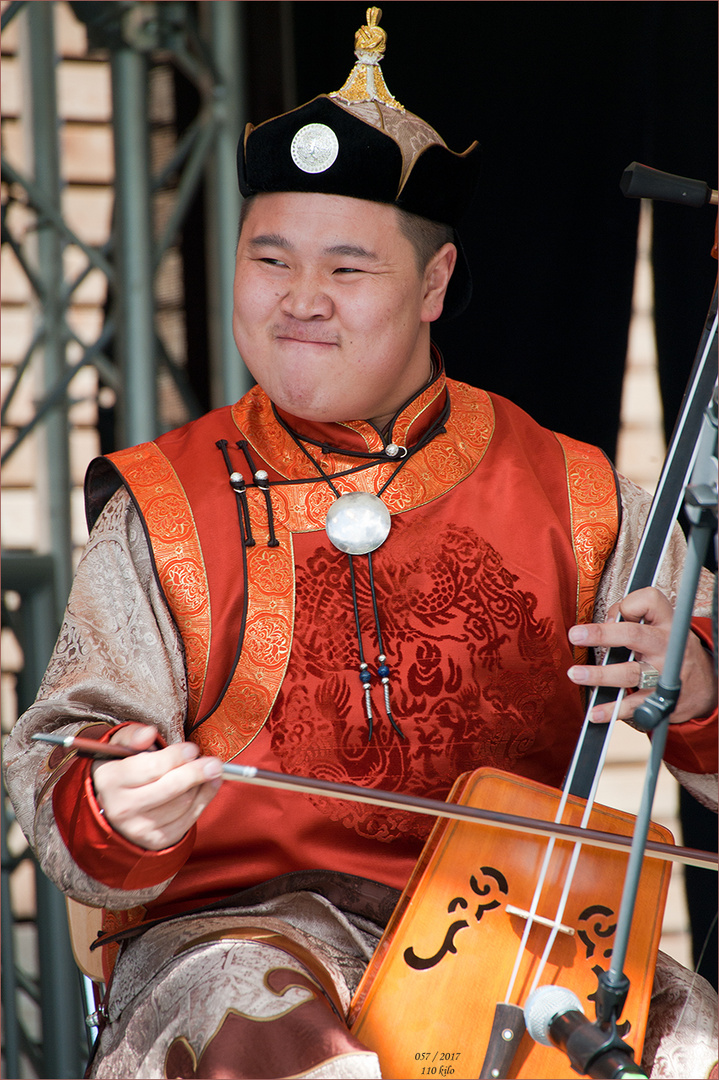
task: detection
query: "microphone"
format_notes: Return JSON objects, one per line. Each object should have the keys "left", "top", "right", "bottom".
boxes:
{"left": 525, "top": 985, "right": 584, "bottom": 1046}
{"left": 524, "top": 986, "right": 647, "bottom": 1079}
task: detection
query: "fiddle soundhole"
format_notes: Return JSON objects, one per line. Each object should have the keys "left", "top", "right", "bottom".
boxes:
{"left": 403, "top": 867, "right": 509, "bottom": 972}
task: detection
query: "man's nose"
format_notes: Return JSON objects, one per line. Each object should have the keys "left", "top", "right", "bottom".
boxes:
{"left": 280, "top": 273, "right": 333, "bottom": 320}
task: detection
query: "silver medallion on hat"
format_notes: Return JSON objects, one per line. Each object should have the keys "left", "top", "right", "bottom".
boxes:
{"left": 291, "top": 123, "right": 339, "bottom": 174}
{"left": 325, "top": 491, "right": 391, "bottom": 555}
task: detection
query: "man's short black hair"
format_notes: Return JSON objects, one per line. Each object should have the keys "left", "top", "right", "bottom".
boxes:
{"left": 394, "top": 207, "right": 455, "bottom": 273}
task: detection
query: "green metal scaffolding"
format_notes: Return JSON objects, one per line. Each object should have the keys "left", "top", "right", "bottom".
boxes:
{"left": 1, "top": 2, "right": 257, "bottom": 1074}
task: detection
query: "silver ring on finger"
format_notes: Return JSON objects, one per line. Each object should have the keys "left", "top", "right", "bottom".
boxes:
{"left": 637, "top": 662, "right": 660, "bottom": 690}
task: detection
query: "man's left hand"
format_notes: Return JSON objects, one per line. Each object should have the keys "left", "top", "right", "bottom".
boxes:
{"left": 567, "top": 586, "right": 717, "bottom": 725}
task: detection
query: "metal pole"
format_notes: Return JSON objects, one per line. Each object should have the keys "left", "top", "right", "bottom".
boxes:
{"left": 202, "top": 0, "right": 252, "bottom": 407}
{"left": 111, "top": 42, "right": 158, "bottom": 445}
{"left": 1, "top": 796, "right": 22, "bottom": 1080}
{"left": 4, "top": 554, "right": 85, "bottom": 1079}
{"left": 26, "top": 0, "right": 73, "bottom": 620}
{"left": 35, "top": 872, "right": 87, "bottom": 1079}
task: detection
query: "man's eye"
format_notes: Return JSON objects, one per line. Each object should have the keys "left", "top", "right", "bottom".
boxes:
{"left": 333, "top": 266, "right": 362, "bottom": 275}
{"left": 258, "top": 257, "right": 288, "bottom": 267}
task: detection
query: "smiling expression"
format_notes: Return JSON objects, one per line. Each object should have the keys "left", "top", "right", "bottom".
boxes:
{"left": 232, "top": 192, "right": 456, "bottom": 429}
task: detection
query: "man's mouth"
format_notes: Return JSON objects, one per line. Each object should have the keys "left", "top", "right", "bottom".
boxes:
{"left": 276, "top": 337, "right": 339, "bottom": 348}
{"left": 273, "top": 326, "right": 339, "bottom": 347}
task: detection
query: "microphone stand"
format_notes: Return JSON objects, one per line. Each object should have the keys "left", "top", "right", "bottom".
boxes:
{"left": 549, "top": 385, "right": 717, "bottom": 1080}
{"left": 553, "top": 163, "right": 718, "bottom": 1080}
{"left": 591, "top": 383, "right": 718, "bottom": 1072}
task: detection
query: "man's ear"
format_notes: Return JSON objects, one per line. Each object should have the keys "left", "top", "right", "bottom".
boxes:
{"left": 421, "top": 243, "right": 458, "bottom": 323}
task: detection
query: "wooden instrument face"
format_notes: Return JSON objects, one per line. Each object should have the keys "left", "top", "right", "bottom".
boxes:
{"left": 349, "top": 769, "right": 672, "bottom": 1080}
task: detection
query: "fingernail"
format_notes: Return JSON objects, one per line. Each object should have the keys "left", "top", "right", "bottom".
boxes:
{"left": 181, "top": 743, "right": 199, "bottom": 761}
{"left": 203, "top": 759, "right": 223, "bottom": 780}
{"left": 590, "top": 708, "right": 605, "bottom": 724}
{"left": 568, "top": 626, "right": 588, "bottom": 644}
{"left": 568, "top": 666, "right": 588, "bottom": 683}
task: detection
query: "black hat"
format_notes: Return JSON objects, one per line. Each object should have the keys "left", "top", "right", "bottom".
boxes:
{"left": 237, "top": 7, "right": 480, "bottom": 319}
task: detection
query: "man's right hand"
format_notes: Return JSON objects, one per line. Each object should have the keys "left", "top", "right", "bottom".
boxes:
{"left": 91, "top": 723, "right": 223, "bottom": 851}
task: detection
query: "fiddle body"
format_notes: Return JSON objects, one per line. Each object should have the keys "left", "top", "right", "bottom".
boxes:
{"left": 349, "top": 768, "right": 672, "bottom": 1080}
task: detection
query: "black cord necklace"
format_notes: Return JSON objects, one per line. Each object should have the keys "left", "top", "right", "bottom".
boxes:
{"left": 280, "top": 424, "right": 428, "bottom": 741}
{"left": 220, "top": 389, "right": 449, "bottom": 741}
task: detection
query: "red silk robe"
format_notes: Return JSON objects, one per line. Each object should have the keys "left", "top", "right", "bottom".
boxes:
{"left": 60, "top": 372, "right": 671, "bottom": 958}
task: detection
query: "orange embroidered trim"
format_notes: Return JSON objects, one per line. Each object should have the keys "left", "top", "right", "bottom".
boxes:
{"left": 231, "top": 379, "right": 496, "bottom": 518}
{"left": 192, "top": 512, "right": 296, "bottom": 762}
{"left": 109, "top": 443, "right": 297, "bottom": 763}
{"left": 338, "top": 370, "right": 447, "bottom": 451}
{"left": 109, "top": 443, "right": 211, "bottom": 723}
{"left": 555, "top": 432, "right": 619, "bottom": 649}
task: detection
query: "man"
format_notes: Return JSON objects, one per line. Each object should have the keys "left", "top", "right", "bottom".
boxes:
{"left": 4, "top": 9, "right": 717, "bottom": 1079}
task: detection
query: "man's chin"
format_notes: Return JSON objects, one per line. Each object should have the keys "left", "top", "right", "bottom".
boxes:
{"left": 273, "top": 389, "right": 371, "bottom": 426}
{"left": 279, "top": 401, "right": 355, "bottom": 425}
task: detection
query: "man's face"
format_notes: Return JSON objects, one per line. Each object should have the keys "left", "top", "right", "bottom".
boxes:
{"left": 232, "top": 192, "right": 453, "bottom": 428}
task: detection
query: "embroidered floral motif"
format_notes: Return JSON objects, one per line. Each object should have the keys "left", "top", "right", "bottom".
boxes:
{"left": 269, "top": 519, "right": 566, "bottom": 843}
{"left": 555, "top": 433, "right": 619, "bottom": 647}
{"left": 110, "top": 443, "right": 211, "bottom": 720}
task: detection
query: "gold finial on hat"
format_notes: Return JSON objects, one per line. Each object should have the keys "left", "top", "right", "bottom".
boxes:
{"left": 331, "top": 7, "right": 404, "bottom": 111}
{"left": 354, "top": 6, "right": 386, "bottom": 53}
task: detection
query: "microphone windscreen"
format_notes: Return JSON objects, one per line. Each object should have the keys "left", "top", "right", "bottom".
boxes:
{"left": 524, "top": 985, "right": 584, "bottom": 1046}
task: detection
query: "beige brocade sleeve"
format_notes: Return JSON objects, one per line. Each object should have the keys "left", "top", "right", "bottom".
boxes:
{"left": 594, "top": 474, "right": 717, "bottom": 812}
{"left": 3, "top": 487, "right": 190, "bottom": 908}
{"left": 594, "top": 474, "right": 714, "bottom": 622}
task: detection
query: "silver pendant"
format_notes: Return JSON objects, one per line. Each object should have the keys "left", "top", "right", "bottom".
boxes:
{"left": 325, "top": 491, "right": 391, "bottom": 555}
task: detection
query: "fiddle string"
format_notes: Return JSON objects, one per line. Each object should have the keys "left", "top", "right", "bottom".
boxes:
{"left": 527, "top": 616, "right": 654, "bottom": 994}
{"left": 525, "top": 592, "right": 701, "bottom": 1000}
{"left": 506, "top": 679, "right": 633, "bottom": 1003}
{"left": 559, "top": 611, "right": 637, "bottom": 804}
{"left": 668, "top": 912, "right": 719, "bottom": 1041}
{"left": 691, "top": 912, "right": 718, "bottom": 983}
{"left": 536, "top": 611, "right": 636, "bottom": 839}
{"left": 502, "top": 633, "right": 634, "bottom": 1005}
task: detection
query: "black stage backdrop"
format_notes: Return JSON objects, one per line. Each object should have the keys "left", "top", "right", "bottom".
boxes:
{"left": 280, "top": 1, "right": 717, "bottom": 459}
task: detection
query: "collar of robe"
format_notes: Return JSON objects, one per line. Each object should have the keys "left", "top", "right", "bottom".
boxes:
{"left": 269, "top": 343, "right": 448, "bottom": 469}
